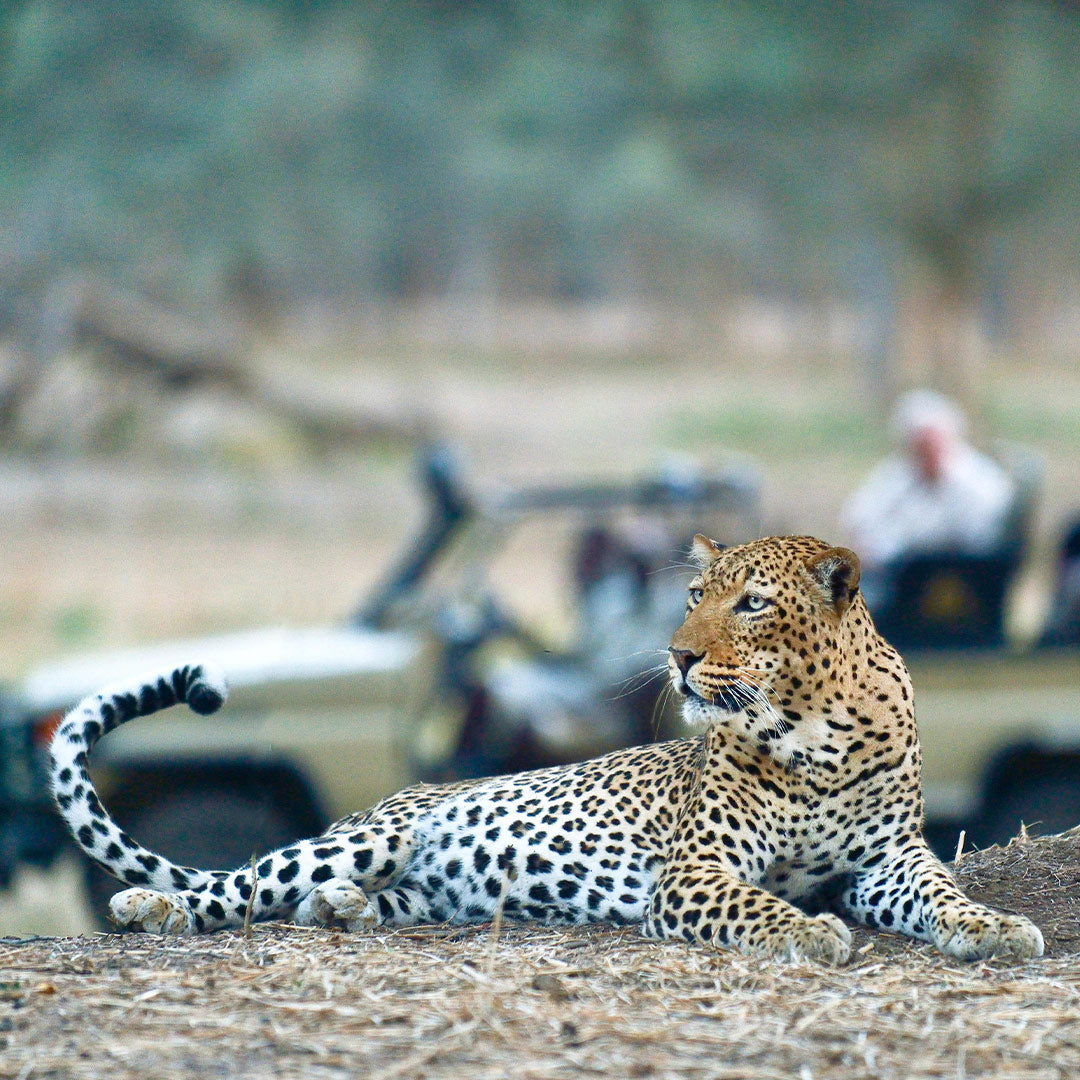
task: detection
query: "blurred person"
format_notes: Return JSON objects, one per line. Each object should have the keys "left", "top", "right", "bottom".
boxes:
{"left": 841, "top": 389, "right": 1015, "bottom": 608}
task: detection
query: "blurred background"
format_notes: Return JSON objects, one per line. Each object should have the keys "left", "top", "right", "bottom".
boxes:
{"left": 1, "top": 0, "right": 1079, "bottom": 933}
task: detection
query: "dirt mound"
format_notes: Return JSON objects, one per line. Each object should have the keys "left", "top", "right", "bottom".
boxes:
{"left": 953, "top": 826, "right": 1080, "bottom": 954}
{"left": 0, "top": 829, "right": 1077, "bottom": 1080}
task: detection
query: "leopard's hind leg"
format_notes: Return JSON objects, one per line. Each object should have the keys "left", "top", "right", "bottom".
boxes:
{"left": 294, "top": 878, "right": 434, "bottom": 931}
{"left": 111, "top": 820, "right": 425, "bottom": 934}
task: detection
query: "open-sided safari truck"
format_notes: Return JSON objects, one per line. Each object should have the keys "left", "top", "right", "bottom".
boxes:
{"left": 6, "top": 447, "right": 763, "bottom": 921}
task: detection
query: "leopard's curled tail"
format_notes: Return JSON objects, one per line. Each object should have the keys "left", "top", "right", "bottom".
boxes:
{"left": 50, "top": 664, "right": 228, "bottom": 897}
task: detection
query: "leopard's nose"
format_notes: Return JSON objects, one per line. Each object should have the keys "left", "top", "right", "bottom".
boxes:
{"left": 668, "top": 648, "right": 704, "bottom": 678}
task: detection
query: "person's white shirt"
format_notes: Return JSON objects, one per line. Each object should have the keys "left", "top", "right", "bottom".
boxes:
{"left": 842, "top": 443, "right": 1014, "bottom": 567}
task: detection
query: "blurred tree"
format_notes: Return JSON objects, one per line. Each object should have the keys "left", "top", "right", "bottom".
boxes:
{"left": 0, "top": 0, "right": 1076, "bottom": 388}
{"left": 850, "top": 2, "right": 1080, "bottom": 402}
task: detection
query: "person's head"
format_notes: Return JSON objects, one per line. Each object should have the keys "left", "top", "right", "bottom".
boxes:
{"left": 891, "top": 389, "right": 966, "bottom": 484}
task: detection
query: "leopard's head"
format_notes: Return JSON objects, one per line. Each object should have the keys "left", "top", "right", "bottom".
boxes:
{"left": 669, "top": 535, "right": 864, "bottom": 739}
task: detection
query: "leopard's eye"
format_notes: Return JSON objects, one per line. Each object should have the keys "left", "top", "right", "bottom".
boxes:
{"left": 687, "top": 587, "right": 704, "bottom": 606}
{"left": 734, "top": 593, "right": 771, "bottom": 614}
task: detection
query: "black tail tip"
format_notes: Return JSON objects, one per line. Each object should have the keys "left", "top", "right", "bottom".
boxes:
{"left": 186, "top": 665, "right": 228, "bottom": 715}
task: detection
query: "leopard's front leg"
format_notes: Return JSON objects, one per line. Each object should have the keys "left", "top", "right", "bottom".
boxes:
{"left": 843, "top": 837, "right": 1044, "bottom": 960}
{"left": 644, "top": 863, "right": 851, "bottom": 964}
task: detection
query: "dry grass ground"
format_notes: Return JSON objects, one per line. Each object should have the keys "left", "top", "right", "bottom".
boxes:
{"left": 1, "top": 830, "right": 1078, "bottom": 1080}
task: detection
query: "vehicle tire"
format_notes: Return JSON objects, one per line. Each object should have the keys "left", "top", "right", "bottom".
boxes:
{"left": 976, "top": 768, "right": 1080, "bottom": 848}
{"left": 82, "top": 783, "right": 305, "bottom": 927}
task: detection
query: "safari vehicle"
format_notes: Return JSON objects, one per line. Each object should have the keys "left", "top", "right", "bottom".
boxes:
{"left": 7, "top": 446, "right": 763, "bottom": 921}
{"left": 880, "top": 545, "right": 1080, "bottom": 852}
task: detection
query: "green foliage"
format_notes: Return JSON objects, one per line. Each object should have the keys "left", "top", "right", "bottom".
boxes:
{"left": 985, "top": 398, "right": 1080, "bottom": 447}
{"left": 51, "top": 602, "right": 102, "bottom": 647}
{"left": 663, "top": 401, "right": 876, "bottom": 458}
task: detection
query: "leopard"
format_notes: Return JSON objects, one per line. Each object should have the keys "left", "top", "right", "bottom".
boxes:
{"left": 50, "top": 534, "right": 1043, "bottom": 963}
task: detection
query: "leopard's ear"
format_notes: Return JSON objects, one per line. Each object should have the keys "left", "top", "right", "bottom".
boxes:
{"left": 806, "top": 546, "right": 861, "bottom": 616}
{"left": 690, "top": 534, "right": 725, "bottom": 569}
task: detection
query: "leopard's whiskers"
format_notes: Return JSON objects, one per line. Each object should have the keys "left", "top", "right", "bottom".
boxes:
{"left": 649, "top": 680, "right": 678, "bottom": 738}
{"left": 736, "top": 671, "right": 791, "bottom": 740}
{"left": 609, "top": 660, "right": 671, "bottom": 702}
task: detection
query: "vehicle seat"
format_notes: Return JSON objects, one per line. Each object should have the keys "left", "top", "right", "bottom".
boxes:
{"left": 871, "top": 552, "right": 1016, "bottom": 650}
{"left": 994, "top": 441, "right": 1044, "bottom": 561}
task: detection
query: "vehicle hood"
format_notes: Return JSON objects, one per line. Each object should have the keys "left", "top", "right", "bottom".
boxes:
{"left": 19, "top": 625, "right": 420, "bottom": 714}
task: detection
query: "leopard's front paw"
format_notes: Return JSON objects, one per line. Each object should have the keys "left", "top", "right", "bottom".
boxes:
{"left": 295, "top": 878, "right": 379, "bottom": 931}
{"left": 937, "top": 907, "right": 1044, "bottom": 961}
{"left": 751, "top": 913, "right": 852, "bottom": 965}
{"left": 110, "top": 888, "right": 196, "bottom": 935}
